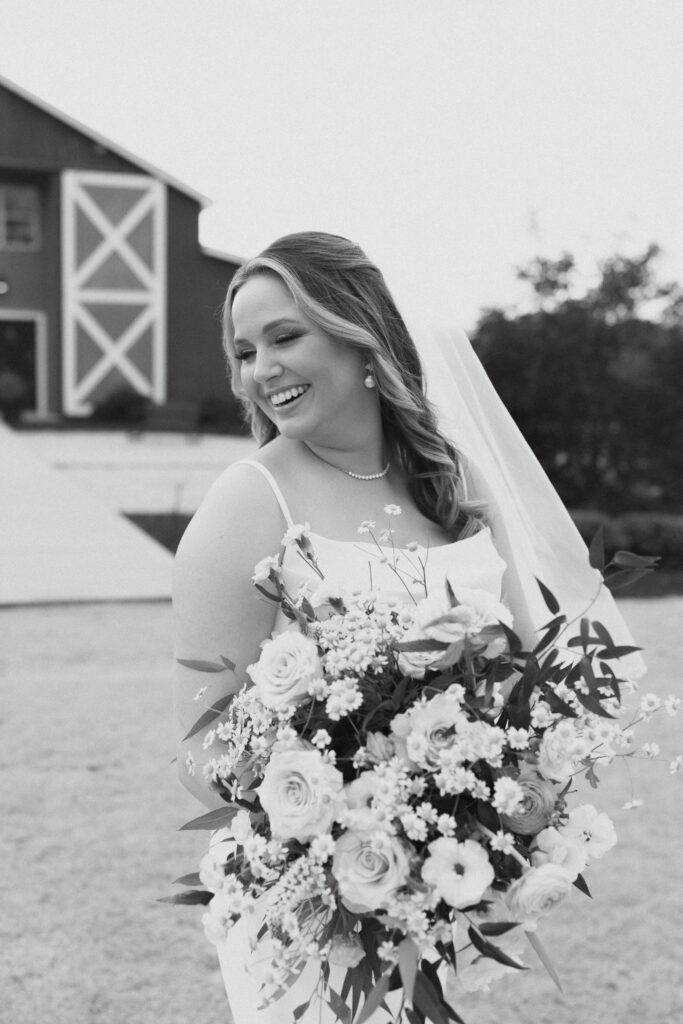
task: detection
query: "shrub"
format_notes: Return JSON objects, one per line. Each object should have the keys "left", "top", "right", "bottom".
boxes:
{"left": 91, "top": 386, "right": 151, "bottom": 425}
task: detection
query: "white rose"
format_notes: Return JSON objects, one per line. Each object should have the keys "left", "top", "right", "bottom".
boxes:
{"left": 258, "top": 749, "right": 344, "bottom": 842}
{"left": 332, "top": 828, "right": 412, "bottom": 912}
{"left": 391, "top": 693, "right": 466, "bottom": 767}
{"left": 421, "top": 838, "right": 494, "bottom": 909}
{"left": 248, "top": 631, "right": 323, "bottom": 708}
{"left": 505, "top": 863, "right": 573, "bottom": 923}
{"left": 328, "top": 935, "right": 365, "bottom": 968}
{"left": 536, "top": 725, "right": 587, "bottom": 782}
{"left": 414, "top": 587, "right": 512, "bottom": 658}
{"left": 562, "top": 805, "right": 617, "bottom": 861}
{"left": 531, "top": 826, "right": 587, "bottom": 879}
{"left": 397, "top": 623, "right": 443, "bottom": 678}
{"left": 198, "top": 843, "right": 230, "bottom": 893}
{"left": 229, "top": 809, "right": 253, "bottom": 845}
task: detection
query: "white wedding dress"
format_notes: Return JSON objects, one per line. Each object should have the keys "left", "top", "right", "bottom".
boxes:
{"left": 216, "top": 461, "right": 508, "bottom": 1024}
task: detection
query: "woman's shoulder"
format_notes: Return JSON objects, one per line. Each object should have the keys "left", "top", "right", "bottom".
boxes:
{"left": 174, "top": 446, "right": 291, "bottom": 573}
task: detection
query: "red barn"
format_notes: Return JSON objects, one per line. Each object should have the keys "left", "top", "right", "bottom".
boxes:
{"left": 0, "top": 73, "right": 241, "bottom": 426}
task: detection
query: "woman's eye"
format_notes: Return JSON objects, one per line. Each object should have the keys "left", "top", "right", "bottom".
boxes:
{"left": 274, "top": 332, "right": 299, "bottom": 344}
{"left": 234, "top": 350, "right": 254, "bottom": 362}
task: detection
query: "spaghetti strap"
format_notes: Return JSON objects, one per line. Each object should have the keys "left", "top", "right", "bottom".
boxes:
{"left": 232, "top": 459, "right": 295, "bottom": 530}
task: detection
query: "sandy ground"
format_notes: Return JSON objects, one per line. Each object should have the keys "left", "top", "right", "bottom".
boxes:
{"left": 2, "top": 596, "right": 682, "bottom": 1024}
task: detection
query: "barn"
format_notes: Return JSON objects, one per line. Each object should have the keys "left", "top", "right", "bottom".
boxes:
{"left": 0, "top": 73, "right": 241, "bottom": 427}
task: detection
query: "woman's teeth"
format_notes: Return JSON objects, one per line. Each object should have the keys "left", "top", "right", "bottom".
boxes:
{"left": 270, "top": 385, "right": 309, "bottom": 408}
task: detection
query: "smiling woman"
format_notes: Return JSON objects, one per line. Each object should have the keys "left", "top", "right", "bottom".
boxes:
{"left": 170, "top": 231, "right": 643, "bottom": 1024}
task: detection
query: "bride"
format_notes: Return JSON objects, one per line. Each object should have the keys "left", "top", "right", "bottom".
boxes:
{"left": 172, "top": 232, "right": 639, "bottom": 1022}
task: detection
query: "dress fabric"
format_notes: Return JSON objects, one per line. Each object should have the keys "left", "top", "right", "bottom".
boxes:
{"left": 217, "top": 461, "right": 508, "bottom": 1023}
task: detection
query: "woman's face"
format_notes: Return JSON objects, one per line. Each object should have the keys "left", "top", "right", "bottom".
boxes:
{"left": 230, "top": 273, "right": 375, "bottom": 446}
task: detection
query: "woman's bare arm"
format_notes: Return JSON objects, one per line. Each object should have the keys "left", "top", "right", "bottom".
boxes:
{"left": 172, "top": 462, "right": 284, "bottom": 808}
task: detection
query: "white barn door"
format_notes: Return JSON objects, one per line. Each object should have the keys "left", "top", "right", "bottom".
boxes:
{"left": 61, "top": 171, "right": 166, "bottom": 416}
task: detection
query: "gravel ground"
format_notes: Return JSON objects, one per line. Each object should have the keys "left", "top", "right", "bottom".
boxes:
{"left": 2, "top": 596, "right": 682, "bottom": 1024}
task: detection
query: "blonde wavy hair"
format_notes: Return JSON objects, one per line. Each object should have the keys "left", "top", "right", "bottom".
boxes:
{"left": 222, "top": 231, "right": 485, "bottom": 538}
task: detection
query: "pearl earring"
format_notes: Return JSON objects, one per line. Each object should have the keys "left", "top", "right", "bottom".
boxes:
{"left": 363, "top": 363, "right": 376, "bottom": 389}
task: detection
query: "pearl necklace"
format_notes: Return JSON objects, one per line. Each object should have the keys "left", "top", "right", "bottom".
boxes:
{"left": 304, "top": 443, "right": 390, "bottom": 481}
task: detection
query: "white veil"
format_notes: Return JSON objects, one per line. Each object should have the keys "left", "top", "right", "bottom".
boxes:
{"left": 415, "top": 327, "right": 644, "bottom": 671}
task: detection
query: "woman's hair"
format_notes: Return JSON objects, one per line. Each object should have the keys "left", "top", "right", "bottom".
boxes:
{"left": 222, "top": 231, "right": 485, "bottom": 538}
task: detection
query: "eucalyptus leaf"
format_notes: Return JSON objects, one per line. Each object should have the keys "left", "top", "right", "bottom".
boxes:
{"left": 478, "top": 921, "right": 521, "bottom": 937}
{"left": 467, "top": 926, "right": 527, "bottom": 970}
{"left": 525, "top": 929, "right": 564, "bottom": 993}
{"left": 182, "top": 693, "right": 234, "bottom": 741}
{"left": 536, "top": 578, "right": 559, "bottom": 614}
{"left": 588, "top": 526, "right": 605, "bottom": 570}
{"left": 176, "top": 658, "right": 230, "bottom": 673}
{"left": 157, "top": 889, "right": 212, "bottom": 906}
{"left": 327, "top": 988, "right": 352, "bottom": 1024}
{"left": 612, "top": 549, "right": 660, "bottom": 569}
{"left": 573, "top": 872, "right": 592, "bottom": 898}
{"left": 354, "top": 972, "right": 392, "bottom": 1024}
{"left": 179, "top": 804, "right": 244, "bottom": 831}
{"left": 398, "top": 937, "right": 419, "bottom": 1004}
{"left": 172, "top": 872, "right": 201, "bottom": 886}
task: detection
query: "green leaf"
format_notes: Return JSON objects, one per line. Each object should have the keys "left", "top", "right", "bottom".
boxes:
{"left": 179, "top": 804, "right": 244, "bottom": 831}
{"left": 573, "top": 873, "right": 592, "bottom": 898}
{"left": 412, "top": 971, "right": 451, "bottom": 1024}
{"left": 478, "top": 921, "right": 521, "bottom": 937}
{"left": 220, "top": 655, "right": 236, "bottom": 671}
{"left": 157, "top": 889, "right": 212, "bottom": 906}
{"left": 176, "top": 658, "right": 230, "bottom": 672}
{"left": 182, "top": 694, "right": 234, "bottom": 741}
{"left": 575, "top": 689, "right": 615, "bottom": 719}
{"left": 467, "top": 926, "right": 527, "bottom": 970}
{"left": 525, "top": 929, "right": 563, "bottom": 993}
{"left": 172, "top": 872, "right": 201, "bottom": 886}
{"left": 398, "top": 937, "right": 419, "bottom": 1005}
{"left": 327, "top": 988, "right": 352, "bottom": 1023}
{"left": 293, "top": 1002, "right": 310, "bottom": 1020}
{"left": 354, "top": 972, "right": 392, "bottom": 1024}
{"left": 588, "top": 527, "right": 605, "bottom": 571}
{"left": 603, "top": 567, "right": 655, "bottom": 591}
{"left": 536, "top": 578, "right": 559, "bottom": 614}
{"left": 611, "top": 549, "right": 660, "bottom": 569}
{"left": 532, "top": 617, "right": 566, "bottom": 655}
{"left": 406, "top": 1009, "right": 426, "bottom": 1024}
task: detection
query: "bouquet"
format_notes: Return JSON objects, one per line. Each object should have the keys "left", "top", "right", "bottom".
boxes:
{"left": 166, "top": 514, "right": 679, "bottom": 1024}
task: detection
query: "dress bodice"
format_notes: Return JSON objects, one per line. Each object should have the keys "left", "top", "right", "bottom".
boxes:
{"left": 275, "top": 526, "right": 507, "bottom": 631}
{"left": 233, "top": 460, "right": 507, "bottom": 631}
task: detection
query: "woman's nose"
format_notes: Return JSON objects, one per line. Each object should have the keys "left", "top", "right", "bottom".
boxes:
{"left": 252, "top": 348, "right": 283, "bottom": 383}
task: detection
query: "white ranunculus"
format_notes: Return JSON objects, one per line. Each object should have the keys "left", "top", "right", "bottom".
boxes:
{"left": 258, "top": 749, "right": 344, "bottom": 842}
{"left": 421, "top": 838, "right": 494, "bottom": 909}
{"left": 562, "top": 805, "right": 617, "bottom": 861}
{"left": 531, "top": 826, "right": 587, "bottom": 879}
{"left": 505, "top": 863, "right": 573, "bottom": 924}
{"left": 247, "top": 631, "right": 323, "bottom": 708}
{"left": 391, "top": 693, "right": 466, "bottom": 767}
{"left": 332, "top": 828, "right": 412, "bottom": 912}
{"left": 414, "top": 586, "right": 512, "bottom": 659}
{"left": 328, "top": 935, "right": 365, "bottom": 968}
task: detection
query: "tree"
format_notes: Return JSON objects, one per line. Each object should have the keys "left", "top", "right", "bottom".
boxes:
{"left": 471, "top": 245, "right": 683, "bottom": 513}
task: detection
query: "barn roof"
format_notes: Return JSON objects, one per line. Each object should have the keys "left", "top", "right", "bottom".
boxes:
{"left": 0, "top": 72, "right": 211, "bottom": 208}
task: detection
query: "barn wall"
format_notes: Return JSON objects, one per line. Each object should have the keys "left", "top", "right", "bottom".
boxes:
{"left": 166, "top": 190, "right": 238, "bottom": 406}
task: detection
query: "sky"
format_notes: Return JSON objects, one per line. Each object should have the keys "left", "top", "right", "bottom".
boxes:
{"left": 2, "top": 0, "right": 682, "bottom": 330}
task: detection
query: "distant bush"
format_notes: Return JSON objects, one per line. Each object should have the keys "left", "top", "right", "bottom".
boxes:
{"left": 196, "top": 395, "right": 249, "bottom": 434}
{"left": 571, "top": 510, "right": 683, "bottom": 568}
{"left": 91, "top": 386, "right": 151, "bottom": 425}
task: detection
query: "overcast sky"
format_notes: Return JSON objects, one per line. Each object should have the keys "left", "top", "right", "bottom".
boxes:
{"left": 2, "top": 0, "right": 682, "bottom": 330}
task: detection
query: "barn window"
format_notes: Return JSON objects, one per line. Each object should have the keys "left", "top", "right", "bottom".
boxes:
{"left": 0, "top": 186, "right": 42, "bottom": 251}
